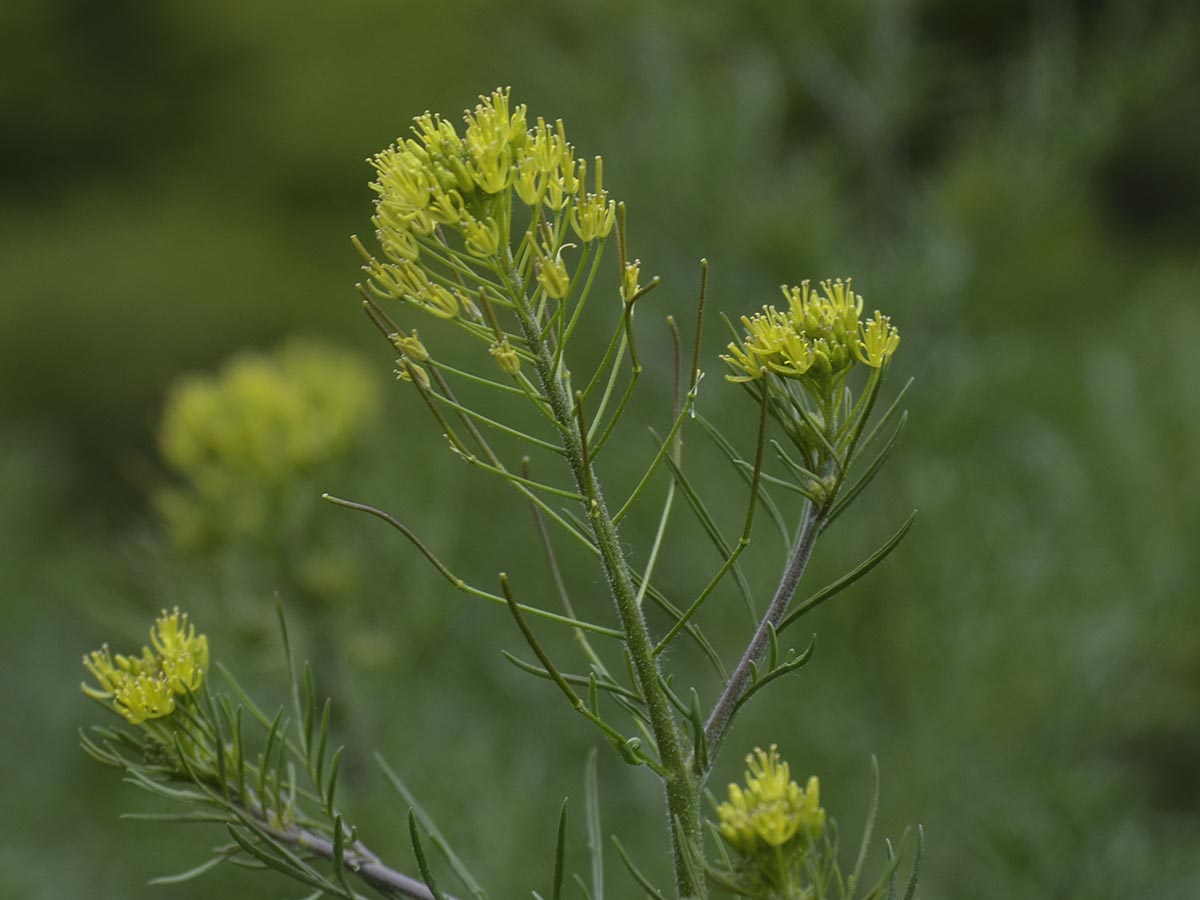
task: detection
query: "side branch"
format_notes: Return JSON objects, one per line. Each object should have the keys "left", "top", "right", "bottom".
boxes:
{"left": 268, "top": 818, "right": 457, "bottom": 900}
{"left": 698, "top": 501, "right": 824, "bottom": 773}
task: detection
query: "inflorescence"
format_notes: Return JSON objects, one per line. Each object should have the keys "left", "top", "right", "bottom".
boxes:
{"left": 721, "top": 279, "right": 900, "bottom": 389}
{"left": 82, "top": 609, "right": 209, "bottom": 725}
{"left": 717, "top": 745, "right": 826, "bottom": 856}
{"left": 358, "top": 87, "right": 614, "bottom": 306}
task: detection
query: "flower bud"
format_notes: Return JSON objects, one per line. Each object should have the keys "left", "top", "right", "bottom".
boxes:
{"left": 390, "top": 329, "right": 429, "bottom": 362}
{"left": 537, "top": 249, "right": 572, "bottom": 300}
{"left": 489, "top": 339, "right": 521, "bottom": 375}
{"left": 396, "top": 358, "right": 431, "bottom": 388}
{"left": 621, "top": 260, "right": 641, "bottom": 303}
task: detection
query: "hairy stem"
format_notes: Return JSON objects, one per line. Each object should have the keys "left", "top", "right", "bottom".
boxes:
{"left": 501, "top": 255, "right": 706, "bottom": 899}
{"left": 700, "top": 501, "right": 823, "bottom": 773}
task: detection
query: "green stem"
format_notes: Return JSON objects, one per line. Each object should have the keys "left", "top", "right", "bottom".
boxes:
{"left": 501, "top": 255, "right": 706, "bottom": 899}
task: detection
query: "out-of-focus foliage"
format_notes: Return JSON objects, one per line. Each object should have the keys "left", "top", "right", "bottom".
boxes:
{"left": 3, "top": 0, "right": 1199, "bottom": 898}
{"left": 156, "top": 339, "right": 377, "bottom": 553}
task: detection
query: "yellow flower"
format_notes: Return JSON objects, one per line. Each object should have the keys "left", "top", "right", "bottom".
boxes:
{"left": 769, "top": 330, "right": 816, "bottom": 378}
{"left": 463, "top": 87, "right": 526, "bottom": 194}
{"left": 82, "top": 610, "right": 211, "bottom": 725}
{"left": 716, "top": 746, "right": 825, "bottom": 856}
{"left": 741, "top": 307, "right": 792, "bottom": 362}
{"left": 149, "top": 608, "right": 209, "bottom": 695}
{"left": 855, "top": 310, "right": 901, "bottom": 367}
{"left": 411, "top": 111, "right": 465, "bottom": 160}
{"left": 720, "top": 340, "right": 766, "bottom": 383}
{"left": 569, "top": 157, "right": 616, "bottom": 242}
{"left": 514, "top": 154, "right": 544, "bottom": 206}
{"left": 722, "top": 278, "right": 898, "bottom": 390}
{"left": 82, "top": 645, "right": 150, "bottom": 700}
{"left": 112, "top": 672, "right": 177, "bottom": 725}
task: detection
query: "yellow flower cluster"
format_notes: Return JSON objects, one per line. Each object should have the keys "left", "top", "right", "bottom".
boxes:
{"left": 721, "top": 279, "right": 900, "bottom": 384}
{"left": 82, "top": 609, "right": 209, "bottom": 725}
{"left": 716, "top": 746, "right": 826, "bottom": 856}
{"left": 363, "top": 88, "right": 616, "bottom": 309}
{"left": 155, "top": 340, "right": 377, "bottom": 550}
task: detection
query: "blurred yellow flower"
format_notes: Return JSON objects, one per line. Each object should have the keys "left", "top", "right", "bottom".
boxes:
{"left": 155, "top": 340, "right": 377, "bottom": 551}
{"left": 82, "top": 609, "right": 210, "bottom": 725}
{"left": 150, "top": 608, "right": 209, "bottom": 695}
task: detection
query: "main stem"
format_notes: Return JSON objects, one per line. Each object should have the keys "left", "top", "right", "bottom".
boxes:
{"left": 504, "top": 259, "right": 705, "bottom": 899}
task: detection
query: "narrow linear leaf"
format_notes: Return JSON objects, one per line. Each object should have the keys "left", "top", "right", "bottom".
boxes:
{"left": 827, "top": 411, "right": 907, "bottom": 525}
{"left": 121, "top": 812, "right": 233, "bottom": 825}
{"left": 225, "top": 825, "right": 330, "bottom": 892}
{"left": 698, "top": 415, "right": 790, "bottom": 547}
{"left": 323, "top": 747, "right": 344, "bottom": 818}
{"left": 611, "top": 837, "right": 666, "bottom": 899}
{"left": 274, "top": 595, "right": 301, "bottom": 723}
{"left": 851, "top": 377, "right": 913, "bottom": 467}
{"left": 148, "top": 855, "right": 229, "bottom": 885}
{"left": 409, "top": 811, "right": 447, "bottom": 900}
{"left": 670, "top": 816, "right": 705, "bottom": 895}
{"left": 656, "top": 433, "right": 757, "bottom": 617}
{"left": 902, "top": 826, "right": 923, "bottom": 900}
{"left": 377, "top": 754, "right": 487, "bottom": 900}
{"left": 584, "top": 749, "right": 603, "bottom": 900}
{"left": 780, "top": 511, "right": 917, "bottom": 634}
{"left": 315, "top": 700, "right": 332, "bottom": 789}
{"left": 500, "top": 652, "right": 643, "bottom": 704}
{"left": 572, "top": 874, "right": 594, "bottom": 900}
{"left": 331, "top": 814, "right": 355, "bottom": 899}
{"left": 552, "top": 799, "right": 568, "bottom": 900}
{"left": 849, "top": 757, "right": 882, "bottom": 900}
{"left": 731, "top": 637, "right": 817, "bottom": 718}
{"left": 303, "top": 663, "right": 317, "bottom": 758}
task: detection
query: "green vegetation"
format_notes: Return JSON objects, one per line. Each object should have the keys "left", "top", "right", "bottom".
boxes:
{"left": 2, "top": 2, "right": 1198, "bottom": 898}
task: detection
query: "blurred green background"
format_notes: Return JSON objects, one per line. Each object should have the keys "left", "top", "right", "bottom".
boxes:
{"left": 3, "top": 0, "right": 1199, "bottom": 897}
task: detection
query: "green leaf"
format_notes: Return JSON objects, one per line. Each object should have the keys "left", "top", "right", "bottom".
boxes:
{"left": 409, "top": 810, "right": 447, "bottom": 900}
{"left": 902, "top": 826, "right": 923, "bottom": 900}
{"left": 850, "top": 377, "right": 912, "bottom": 468}
{"left": 378, "top": 754, "right": 487, "bottom": 900}
{"left": 827, "top": 411, "right": 907, "bottom": 525}
{"left": 611, "top": 837, "right": 666, "bottom": 899}
{"left": 499, "top": 652, "right": 644, "bottom": 704}
{"left": 323, "top": 748, "right": 344, "bottom": 818}
{"left": 849, "top": 757, "right": 882, "bottom": 900}
{"left": 572, "top": 874, "right": 594, "bottom": 900}
{"left": 147, "top": 854, "right": 228, "bottom": 885}
{"left": 225, "top": 825, "right": 329, "bottom": 892}
{"left": 331, "top": 814, "right": 355, "bottom": 899}
{"left": 698, "top": 415, "right": 790, "bottom": 547}
{"left": 730, "top": 636, "right": 817, "bottom": 718}
{"left": 314, "top": 699, "right": 332, "bottom": 790}
{"left": 584, "top": 749, "right": 603, "bottom": 900}
{"left": 780, "top": 510, "right": 917, "bottom": 633}
{"left": 552, "top": 799, "right": 568, "bottom": 900}
{"left": 656, "top": 433, "right": 757, "bottom": 618}
{"left": 303, "top": 663, "right": 317, "bottom": 761}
